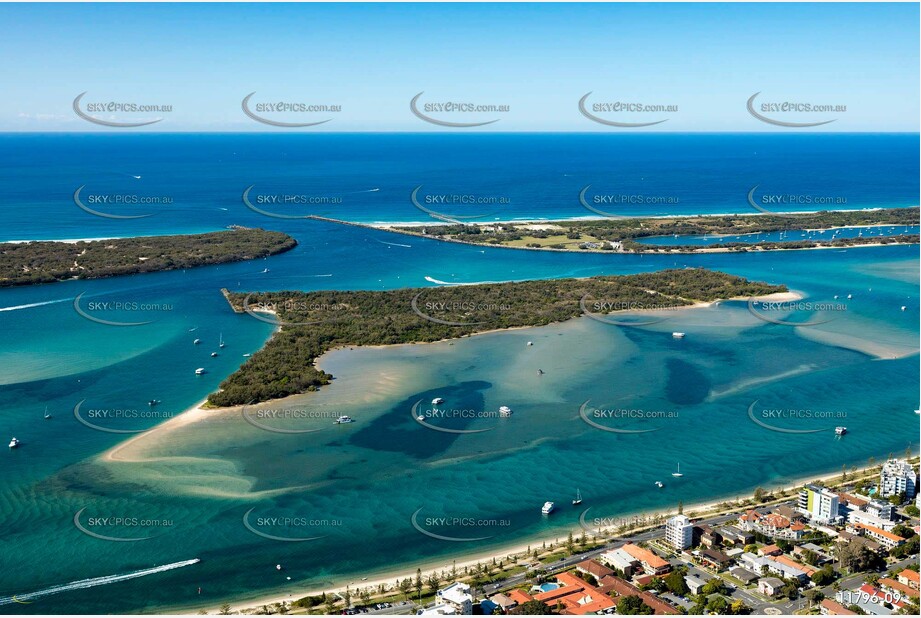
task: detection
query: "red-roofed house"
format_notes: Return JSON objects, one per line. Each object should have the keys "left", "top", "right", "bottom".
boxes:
{"left": 532, "top": 571, "right": 615, "bottom": 615}
{"left": 898, "top": 568, "right": 920, "bottom": 589}
{"left": 820, "top": 598, "right": 857, "bottom": 615}
{"left": 506, "top": 589, "right": 533, "bottom": 605}
{"left": 621, "top": 544, "right": 671, "bottom": 575}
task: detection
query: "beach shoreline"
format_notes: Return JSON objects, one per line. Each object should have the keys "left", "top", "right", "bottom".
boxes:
{"left": 173, "top": 459, "right": 898, "bottom": 615}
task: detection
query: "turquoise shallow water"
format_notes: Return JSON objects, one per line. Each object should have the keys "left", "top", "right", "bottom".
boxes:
{"left": 0, "top": 135, "right": 918, "bottom": 614}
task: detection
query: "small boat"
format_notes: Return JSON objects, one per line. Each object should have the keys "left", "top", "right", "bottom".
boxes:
{"left": 432, "top": 397, "right": 445, "bottom": 405}
{"left": 219, "top": 333, "right": 225, "bottom": 349}
{"left": 901, "top": 306, "right": 907, "bottom": 311}
{"left": 195, "top": 368, "right": 205, "bottom": 375}
{"left": 835, "top": 426, "right": 847, "bottom": 436}
{"left": 262, "top": 268, "right": 270, "bottom": 274}
{"left": 193, "top": 338, "right": 201, "bottom": 345}
{"left": 655, "top": 481, "right": 664, "bottom": 488}
{"left": 211, "top": 352, "right": 218, "bottom": 357}
{"left": 276, "top": 564, "right": 282, "bottom": 571}
{"left": 541, "top": 501, "right": 555, "bottom": 515}
{"left": 243, "top": 353, "right": 251, "bottom": 357}
{"left": 537, "top": 369, "right": 544, "bottom": 375}
{"left": 527, "top": 341, "right": 533, "bottom": 347}
{"left": 672, "top": 463, "right": 683, "bottom": 478}
{"left": 672, "top": 332, "right": 685, "bottom": 339}
{"left": 499, "top": 406, "right": 513, "bottom": 417}
{"left": 335, "top": 416, "right": 354, "bottom": 424}
{"left": 9, "top": 437, "right": 20, "bottom": 448}
{"left": 572, "top": 489, "right": 582, "bottom": 506}
{"left": 148, "top": 399, "right": 160, "bottom": 407}
{"left": 43, "top": 406, "right": 52, "bottom": 420}
{"left": 846, "top": 294, "right": 852, "bottom": 299}
{"left": 833, "top": 295, "right": 839, "bottom": 299}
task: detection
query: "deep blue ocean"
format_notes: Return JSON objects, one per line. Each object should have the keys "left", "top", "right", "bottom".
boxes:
{"left": 0, "top": 134, "right": 917, "bottom": 614}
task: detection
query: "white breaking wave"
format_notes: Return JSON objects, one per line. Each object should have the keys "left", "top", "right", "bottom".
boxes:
{"left": 0, "top": 298, "right": 70, "bottom": 312}
{"left": 0, "top": 559, "right": 200, "bottom": 606}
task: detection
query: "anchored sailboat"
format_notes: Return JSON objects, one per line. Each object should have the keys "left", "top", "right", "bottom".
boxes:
{"left": 672, "top": 463, "right": 683, "bottom": 478}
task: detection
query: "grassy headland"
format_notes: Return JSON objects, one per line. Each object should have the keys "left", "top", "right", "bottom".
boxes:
{"left": 390, "top": 207, "right": 919, "bottom": 253}
{"left": 210, "top": 268, "right": 785, "bottom": 406}
{"left": 0, "top": 228, "right": 297, "bottom": 287}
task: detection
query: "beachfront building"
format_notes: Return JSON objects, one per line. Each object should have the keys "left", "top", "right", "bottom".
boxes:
{"left": 599, "top": 547, "right": 638, "bottom": 577}
{"left": 738, "top": 509, "right": 806, "bottom": 540}
{"left": 798, "top": 484, "right": 841, "bottom": 524}
{"left": 665, "top": 514, "right": 693, "bottom": 550}
{"left": 847, "top": 508, "right": 897, "bottom": 531}
{"left": 431, "top": 582, "right": 472, "bottom": 615}
{"left": 848, "top": 522, "right": 906, "bottom": 550}
{"left": 880, "top": 458, "right": 918, "bottom": 499}
{"left": 620, "top": 543, "right": 671, "bottom": 575}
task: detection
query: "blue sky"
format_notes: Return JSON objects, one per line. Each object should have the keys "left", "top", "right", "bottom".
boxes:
{"left": 0, "top": 2, "right": 918, "bottom": 132}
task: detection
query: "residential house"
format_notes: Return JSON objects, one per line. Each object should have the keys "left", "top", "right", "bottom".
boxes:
{"left": 620, "top": 543, "right": 671, "bottom": 575}
{"left": 820, "top": 598, "right": 858, "bottom": 615}
{"left": 757, "top": 577, "right": 785, "bottom": 597}
{"left": 897, "top": 568, "right": 920, "bottom": 590}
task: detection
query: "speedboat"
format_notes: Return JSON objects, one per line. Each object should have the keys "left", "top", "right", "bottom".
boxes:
{"left": 541, "top": 501, "right": 555, "bottom": 515}
{"left": 335, "top": 416, "right": 354, "bottom": 424}
{"left": 431, "top": 397, "right": 445, "bottom": 405}
{"left": 211, "top": 352, "right": 218, "bottom": 357}
{"left": 499, "top": 406, "right": 512, "bottom": 417}
{"left": 195, "top": 368, "right": 205, "bottom": 375}
{"left": 835, "top": 426, "right": 847, "bottom": 436}
{"left": 672, "top": 332, "right": 685, "bottom": 339}
{"left": 9, "top": 437, "right": 20, "bottom": 448}
{"left": 193, "top": 338, "right": 201, "bottom": 345}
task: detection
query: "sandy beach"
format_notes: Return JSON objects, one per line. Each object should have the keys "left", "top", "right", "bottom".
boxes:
{"left": 177, "top": 460, "right": 889, "bottom": 615}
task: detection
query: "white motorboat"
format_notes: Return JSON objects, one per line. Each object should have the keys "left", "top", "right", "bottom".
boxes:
{"left": 9, "top": 437, "right": 20, "bottom": 448}
{"left": 193, "top": 338, "right": 201, "bottom": 345}
{"left": 655, "top": 481, "right": 664, "bottom": 488}
{"left": 335, "top": 416, "right": 354, "bottom": 424}
{"left": 499, "top": 406, "right": 512, "bottom": 417}
{"left": 195, "top": 368, "right": 206, "bottom": 375}
{"left": 541, "top": 501, "right": 555, "bottom": 515}
{"left": 835, "top": 426, "right": 847, "bottom": 436}
{"left": 431, "top": 397, "right": 445, "bottom": 405}
{"left": 672, "top": 332, "right": 685, "bottom": 339}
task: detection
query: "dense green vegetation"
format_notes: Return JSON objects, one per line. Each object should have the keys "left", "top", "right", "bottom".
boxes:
{"left": 621, "top": 234, "right": 919, "bottom": 254}
{"left": 393, "top": 207, "right": 919, "bottom": 253}
{"left": 0, "top": 228, "right": 296, "bottom": 287}
{"left": 209, "top": 269, "right": 785, "bottom": 406}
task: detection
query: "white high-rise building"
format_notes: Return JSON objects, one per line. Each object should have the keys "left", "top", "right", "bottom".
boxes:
{"left": 798, "top": 484, "right": 840, "bottom": 523}
{"left": 665, "top": 514, "right": 693, "bottom": 550}
{"left": 880, "top": 459, "right": 918, "bottom": 499}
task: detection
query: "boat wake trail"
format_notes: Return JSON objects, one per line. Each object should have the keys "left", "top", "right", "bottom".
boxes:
{"left": 377, "top": 240, "right": 412, "bottom": 248}
{"left": 0, "top": 298, "right": 70, "bottom": 312}
{"left": 0, "top": 559, "right": 200, "bottom": 606}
